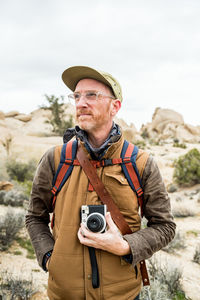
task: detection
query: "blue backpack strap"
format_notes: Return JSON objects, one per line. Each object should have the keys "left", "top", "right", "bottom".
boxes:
{"left": 51, "top": 140, "right": 78, "bottom": 228}
{"left": 121, "top": 140, "right": 144, "bottom": 216}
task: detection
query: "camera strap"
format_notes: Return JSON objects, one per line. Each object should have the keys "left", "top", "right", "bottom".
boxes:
{"left": 77, "top": 144, "right": 150, "bottom": 287}
{"left": 88, "top": 246, "right": 99, "bottom": 288}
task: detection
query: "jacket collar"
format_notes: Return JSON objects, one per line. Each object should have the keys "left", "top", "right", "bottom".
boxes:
{"left": 63, "top": 123, "right": 122, "bottom": 159}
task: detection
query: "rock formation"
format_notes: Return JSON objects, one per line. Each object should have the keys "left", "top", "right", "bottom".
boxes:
{"left": 0, "top": 181, "right": 13, "bottom": 191}
{"left": 140, "top": 107, "right": 200, "bottom": 143}
{"left": 0, "top": 106, "right": 199, "bottom": 143}
{"left": 15, "top": 114, "right": 32, "bottom": 122}
{"left": 0, "top": 111, "right": 5, "bottom": 120}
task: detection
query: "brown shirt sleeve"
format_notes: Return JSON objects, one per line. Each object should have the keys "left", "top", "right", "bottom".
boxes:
{"left": 25, "top": 147, "right": 56, "bottom": 268}
{"left": 123, "top": 155, "right": 176, "bottom": 266}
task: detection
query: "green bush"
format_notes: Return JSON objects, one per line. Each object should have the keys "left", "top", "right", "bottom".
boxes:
{"left": 0, "top": 190, "right": 28, "bottom": 207}
{"left": 173, "top": 142, "right": 187, "bottom": 149}
{"left": 0, "top": 210, "right": 24, "bottom": 251}
{"left": 173, "top": 148, "right": 200, "bottom": 186}
{"left": 6, "top": 159, "right": 37, "bottom": 182}
{"left": 16, "top": 237, "right": 35, "bottom": 259}
{"left": 41, "top": 94, "right": 74, "bottom": 136}
{"left": 21, "top": 180, "right": 33, "bottom": 197}
{"left": 134, "top": 140, "right": 146, "bottom": 150}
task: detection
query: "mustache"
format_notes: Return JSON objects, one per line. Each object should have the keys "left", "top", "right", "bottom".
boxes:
{"left": 76, "top": 109, "right": 92, "bottom": 116}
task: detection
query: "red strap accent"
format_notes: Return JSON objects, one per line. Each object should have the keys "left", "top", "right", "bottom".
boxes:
{"left": 125, "top": 163, "right": 143, "bottom": 196}
{"left": 138, "top": 196, "right": 143, "bottom": 217}
{"left": 72, "top": 159, "right": 80, "bottom": 166}
{"left": 51, "top": 142, "right": 73, "bottom": 209}
{"left": 51, "top": 213, "right": 55, "bottom": 229}
{"left": 66, "top": 158, "right": 130, "bottom": 168}
{"left": 52, "top": 195, "right": 57, "bottom": 207}
{"left": 124, "top": 143, "right": 144, "bottom": 209}
{"left": 51, "top": 186, "right": 58, "bottom": 195}
{"left": 112, "top": 158, "right": 123, "bottom": 164}
{"left": 65, "top": 159, "right": 80, "bottom": 166}
{"left": 124, "top": 143, "right": 135, "bottom": 157}
{"left": 88, "top": 182, "right": 94, "bottom": 191}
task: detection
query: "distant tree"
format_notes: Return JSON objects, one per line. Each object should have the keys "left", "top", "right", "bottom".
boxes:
{"left": 41, "top": 94, "right": 74, "bottom": 136}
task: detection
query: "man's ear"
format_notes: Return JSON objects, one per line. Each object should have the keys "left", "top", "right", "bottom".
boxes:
{"left": 111, "top": 99, "right": 121, "bottom": 117}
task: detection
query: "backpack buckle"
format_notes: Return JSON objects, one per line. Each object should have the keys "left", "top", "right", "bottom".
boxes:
{"left": 103, "top": 159, "right": 113, "bottom": 166}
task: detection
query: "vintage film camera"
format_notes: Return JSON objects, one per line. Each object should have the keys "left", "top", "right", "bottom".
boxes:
{"left": 81, "top": 205, "right": 107, "bottom": 233}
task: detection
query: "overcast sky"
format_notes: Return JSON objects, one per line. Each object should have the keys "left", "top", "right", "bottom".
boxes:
{"left": 0, "top": 0, "right": 199, "bottom": 130}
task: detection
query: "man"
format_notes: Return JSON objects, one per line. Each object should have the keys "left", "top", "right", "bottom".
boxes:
{"left": 26, "top": 66, "right": 176, "bottom": 300}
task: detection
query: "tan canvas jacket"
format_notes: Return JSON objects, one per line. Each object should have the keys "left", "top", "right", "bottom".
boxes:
{"left": 26, "top": 135, "right": 176, "bottom": 300}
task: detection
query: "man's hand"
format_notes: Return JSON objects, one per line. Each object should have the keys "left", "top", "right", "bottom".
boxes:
{"left": 77, "top": 212, "right": 131, "bottom": 256}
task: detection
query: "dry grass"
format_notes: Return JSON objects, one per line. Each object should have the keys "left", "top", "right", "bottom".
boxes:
{"left": 0, "top": 270, "right": 36, "bottom": 299}
{"left": 162, "top": 232, "right": 186, "bottom": 254}
{"left": 193, "top": 244, "right": 200, "bottom": 265}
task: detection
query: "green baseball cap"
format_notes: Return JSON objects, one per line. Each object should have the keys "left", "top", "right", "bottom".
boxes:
{"left": 62, "top": 66, "right": 123, "bottom": 102}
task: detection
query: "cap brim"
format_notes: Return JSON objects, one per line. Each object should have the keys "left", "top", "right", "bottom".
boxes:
{"left": 62, "top": 66, "right": 113, "bottom": 91}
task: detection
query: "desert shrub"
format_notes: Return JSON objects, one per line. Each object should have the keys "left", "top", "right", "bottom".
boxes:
{"left": 193, "top": 244, "right": 200, "bottom": 265}
{"left": 41, "top": 94, "right": 74, "bottom": 136}
{"left": 16, "top": 237, "right": 35, "bottom": 259}
{"left": 173, "top": 148, "right": 200, "bottom": 186}
{"left": 140, "top": 256, "right": 187, "bottom": 300}
{"left": 0, "top": 271, "right": 36, "bottom": 299}
{"left": 0, "top": 190, "right": 28, "bottom": 207}
{"left": 141, "top": 217, "right": 148, "bottom": 229}
{"left": 172, "top": 203, "right": 195, "bottom": 218}
{"left": 0, "top": 190, "right": 6, "bottom": 203}
{"left": 162, "top": 232, "right": 186, "bottom": 253}
{"left": 6, "top": 159, "right": 37, "bottom": 182}
{"left": 173, "top": 142, "right": 187, "bottom": 149}
{"left": 149, "top": 139, "right": 161, "bottom": 146}
{"left": 21, "top": 180, "right": 33, "bottom": 196}
{"left": 0, "top": 210, "right": 24, "bottom": 251}
{"left": 134, "top": 140, "right": 146, "bottom": 150}
{"left": 141, "top": 128, "right": 149, "bottom": 139}
{"left": 140, "top": 280, "right": 169, "bottom": 300}
{"left": 186, "top": 230, "right": 198, "bottom": 237}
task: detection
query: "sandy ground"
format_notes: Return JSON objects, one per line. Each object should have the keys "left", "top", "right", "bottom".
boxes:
{"left": 0, "top": 135, "right": 200, "bottom": 299}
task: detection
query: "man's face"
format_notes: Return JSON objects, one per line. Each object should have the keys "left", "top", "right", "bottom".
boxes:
{"left": 74, "top": 78, "right": 116, "bottom": 133}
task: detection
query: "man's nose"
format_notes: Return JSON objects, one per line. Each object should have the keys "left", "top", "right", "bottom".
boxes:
{"left": 76, "top": 94, "right": 88, "bottom": 107}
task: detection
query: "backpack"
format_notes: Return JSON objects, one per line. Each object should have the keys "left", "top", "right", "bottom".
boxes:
{"left": 51, "top": 139, "right": 144, "bottom": 229}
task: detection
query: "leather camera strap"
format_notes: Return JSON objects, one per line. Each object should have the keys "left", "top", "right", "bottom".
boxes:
{"left": 77, "top": 145, "right": 150, "bottom": 286}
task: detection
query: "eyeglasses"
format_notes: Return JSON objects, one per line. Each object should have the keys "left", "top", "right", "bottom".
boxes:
{"left": 68, "top": 90, "right": 115, "bottom": 104}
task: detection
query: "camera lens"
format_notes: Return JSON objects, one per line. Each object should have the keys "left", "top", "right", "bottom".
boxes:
{"left": 86, "top": 213, "right": 106, "bottom": 233}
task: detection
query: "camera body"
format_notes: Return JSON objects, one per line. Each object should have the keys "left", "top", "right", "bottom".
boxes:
{"left": 81, "top": 205, "right": 107, "bottom": 233}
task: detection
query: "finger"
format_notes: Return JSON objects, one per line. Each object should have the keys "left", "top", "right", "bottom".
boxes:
{"left": 78, "top": 228, "right": 98, "bottom": 247}
{"left": 80, "top": 223, "right": 99, "bottom": 240}
{"left": 105, "top": 212, "right": 117, "bottom": 230}
{"left": 77, "top": 228, "right": 83, "bottom": 241}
